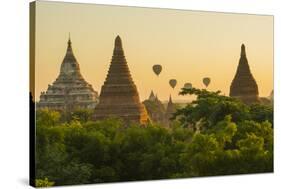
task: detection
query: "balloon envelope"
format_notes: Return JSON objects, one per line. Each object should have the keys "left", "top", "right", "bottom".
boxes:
{"left": 184, "top": 83, "right": 192, "bottom": 89}
{"left": 169, "top": 79, "right": 177, "bottom": 89}
{"left": 152, "top": 65, "right": 162, "bottom": 76}
{"left": 203, "top": 77, "right": 211, "bottom": 87}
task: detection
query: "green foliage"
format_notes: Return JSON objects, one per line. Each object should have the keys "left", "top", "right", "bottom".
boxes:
{"left": 35, "top": 89, "right": 273, "bottom": 186}
{"left": 207, "top": 115, "right": 237, "bottom": 148}
{"left": 71, "top": 108, "right": 94, "bottom": 123}
{"left": 175, "top": 88, "right": 273, "bottom": 129}
{"left": 174, "top": 88, "right": 250, "bottom": 130}
{"left": 249, "top": 103, "right": 273, "bottom": 125}
{"left": 35, "top": 178, "right": 54, "bottom": 187}
{"left": 36, "top": 109, "right": 61, "bottom": 127}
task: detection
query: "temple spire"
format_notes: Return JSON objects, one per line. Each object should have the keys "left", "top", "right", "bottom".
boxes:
{"left": 93, "top": 35, "right": 149, "bottom": 125}
{"left": 155, "top": 94, "right": 158, "bottom": 100}
{"left": 229, "top": 44, "right": 259, "bottom": 104}
{"left": 38, "top": 35, "right": 98, "bottom": 110}
{"left": 67, "top": 33, "right": 72, "bottom": 52}
{"left": 149, "top": 90, "right": 156, "bottom": 101}
{"left": 165, "top": 94, "right": 175, "bottom": 126}
{"left": 115, "top": 35, "right": 122, "bottom": 47}
{"left": 241, "top": 44, "right": 246, "bottom": 56}
{"left": 59, "top": 36, "right": 82, "bottom": 77}
{"left": 113, "top": 35, "right": 124, "bottom": 56}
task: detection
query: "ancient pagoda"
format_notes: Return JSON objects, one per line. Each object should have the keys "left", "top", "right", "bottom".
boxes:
{"left": 37, "top": 37, "right": 98, "bottom": 110}
{"left": 164, "top": 95, "right": 176, "bottom": 126}
{"left": 143, "top": 92, "right": 165, "bottom": 124}
{"left": 229, "top": 44, "right": 259, "bottom": 104}
{"left": 93, "top": 36, "right": 149, "bottom": 125}
{"left": 165, "top": 95, "right": 175, "bottom": 120}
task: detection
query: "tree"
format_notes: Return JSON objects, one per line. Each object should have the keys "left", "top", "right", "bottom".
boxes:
{"left": 35, "top": 89, "right": 273, "bottom": 186}
{"left": 249, "top": 103, "right": 273, "bottom": 125}
{"left": 71, "top": 108, "right": 94, "bottom": 123}
{"left": 36, "top": 109, "right": 61, "bottom": 127}
{"left": 174, "top": 88, "right": 249, "bottom": 131}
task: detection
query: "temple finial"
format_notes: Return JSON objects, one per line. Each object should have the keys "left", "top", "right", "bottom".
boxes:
{"left": 113, "top": 35, "right": 124, "bottom": 56}
{"left": 115, "top": 35, "right": 122, "bottom": 48}
{"left": 241, "top": 44, "right": 246, "bottom": 56}
{"left": 68, "top": 32, "right": 72, "bottom": 46}
{"left": 169, "top": 94, "right": 172, "bottom": 103}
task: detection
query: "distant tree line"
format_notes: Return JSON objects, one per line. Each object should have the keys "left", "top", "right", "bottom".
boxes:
{"left": 35, "top": 88, "right": 273, "bottom": 187}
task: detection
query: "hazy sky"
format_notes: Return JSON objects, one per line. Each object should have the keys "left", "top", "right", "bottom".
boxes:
{"left": 34, "top": 1, "right": 273, "bottom": 102}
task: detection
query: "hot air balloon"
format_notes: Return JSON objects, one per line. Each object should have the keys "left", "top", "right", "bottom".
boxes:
{"left": 203, "top": 77, "right": 211, "bottom": 88}
{"left": 169, "top": 79, "right": 177, "bottom": 89}
{"left": 152, "top": 64, "right": 162, "bottom": 76}
{"left": 184, "top": 83, "right": 192, "bottom": 89}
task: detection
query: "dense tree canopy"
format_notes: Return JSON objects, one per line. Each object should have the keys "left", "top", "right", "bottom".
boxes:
{"left": 35, "top": 88, "right": 273, "bottom": 187}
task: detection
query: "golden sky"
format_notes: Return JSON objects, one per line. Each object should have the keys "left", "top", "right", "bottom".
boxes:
{"left": 34, "top": 1, "right": 273, "bottom": 102}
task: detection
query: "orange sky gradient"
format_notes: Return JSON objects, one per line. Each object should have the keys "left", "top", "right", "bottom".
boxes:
{"left": 34, "top": 1, "right": 273, "bottom": 102}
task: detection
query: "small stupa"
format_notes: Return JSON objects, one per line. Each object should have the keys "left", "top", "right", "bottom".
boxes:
{"left": 37, "top": 36, "right": 98, "bottom": 110}
{"left": 148, "top": 90, "right": 156, "bottom": 101}
{"left": 229, "top": 44, "right": 259, "bottom": 104}
{"left": 93, "top": 36, "right": 149, "bottom": 125}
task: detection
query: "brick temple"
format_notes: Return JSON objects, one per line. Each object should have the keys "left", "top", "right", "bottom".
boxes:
{"left": 37, "top": 37, "right": 98, "bottom": 110}
{"left": 93, "top": 36, "right": 149, "bottom": 125}
{"left": 229, "top": 44, "right": 259, "bottom": 104}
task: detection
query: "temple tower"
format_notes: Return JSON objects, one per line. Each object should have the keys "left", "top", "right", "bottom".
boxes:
{"left": 38, "top": 37, "right": 98, "bottom": 110}
{"left": 229, "top": 44, "right": 259, "bottom": 104}
{"left": 165, "top": 95, "right": 176, "bottom": 126}
{"left": 143, "top": 92, "right": 165, "bottom": 124}
{"left": 166, "top": 95, "right": 175, "bottom": 118}
{"left": 93, "top": 36, "right": 149, "bottom": 125}
{"left": 148, "top": 90, "right": 156, "bottom": 101}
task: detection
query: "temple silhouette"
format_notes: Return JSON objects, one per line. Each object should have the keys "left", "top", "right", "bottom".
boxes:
{"left": 93, "top": 36, "right": 149, "bottom": 125}
{"left": 230, "top": 44, "right": 259, "bottom": 104}
{"left": 37, "top": 36, "right": 266, "bottom": 123}
{"left": 37, "top": 37, "right": 98, "bottom": 110}
{"left": 143, "top": 91, "right": 176, "bottom": 127}
{"left": 165, "top": 95, "right": 176, "bottom": 122}
{"left": 143, "top": 91, "right": 165, "bottom": 124}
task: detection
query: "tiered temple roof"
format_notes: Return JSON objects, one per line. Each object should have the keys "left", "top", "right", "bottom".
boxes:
{"left": 93, "top": 36, "right": 149, "bottom": 125}
{"left": 37, "top": 37, "right": 98, "bottom": 110}
{"left": 229, "top": 44, "right": 259, "bottom": 104}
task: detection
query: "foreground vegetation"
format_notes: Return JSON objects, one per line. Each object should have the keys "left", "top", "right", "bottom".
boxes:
{"left": 35, "top": 88, "right": 273, "bottom": 186}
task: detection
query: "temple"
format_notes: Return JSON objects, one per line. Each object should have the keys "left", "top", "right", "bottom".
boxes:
{"left": 93, "top": 36, "right": 149, "bottom": 125}
{"left": 143, "top": 93, "right": 165, "bottom": 124}
{"left": 165, "top": 95, "right": 175, "bottom": 122}
{"left": 37, "top": 37, "right": 98, "bottom": 110}
{"left": 148, "top": 90, "right": 156, "bottom": 101}
{"left": 229, "top": 44, "right": 259, "bottom": 104}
